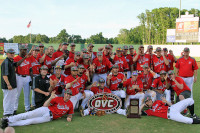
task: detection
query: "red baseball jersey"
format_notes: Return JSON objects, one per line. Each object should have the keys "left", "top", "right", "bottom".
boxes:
{"left": 91, "top": 86, "right": 111, "bottom": 94}
{"left": 124, "top": 54, "right": 134, "bottom": 71}
{"left": 166, "top": 54, "right": 175, "bottom": 71}
{"left": 151, "top": 77, "right": 170, "bottom": 92}
{"left": 108, "top": 73, "right": 125, "bottom": 91}
{"left": 69, "top": 51, "right": 75, "bottom": 59}
{"left": 170, "top": 77, "right": 191, "bottom": 96}
{"left": 52, "top": 51, "right": 63, "bottom": 59}
{"left": 145, "top": 100, "right": 168, "bottom": 119}
{"left": 129, "top": 53, "right": 137, "bottom": 70}
{"left": 93, "top": 57, "right": 112, "bottom": 74}
{"left": 30, "top": 55, "right": 41, "bottom": 75}
{"left": 175, "top": 56, "right": 198, "bottom": 77}
{"left": 64, "top": 58, "right": 80, "bottom": 75}
{"left": 123, "top": 78, "right": 143, "bottom": 95}
{"left": 14, "top": 56, "right": 31, "bottom": 75}
{"left": 152, "top": 56, "right": 167, "bottom": 73}
{"left": 113, "top": 55, "right": 129, "bottom": 72}
{"left": 64, "top": 75, "right": 81, "bottom": 96}
{"left": 50, "top": 74, "right": 65, "bottom": 95}
{"left": 135, "top": 54, "right": 151, "bottom": 71}
{"left": 44, "top": 55, "right": 55, "bottom": 69}
{"left": 78, "top": 74, "right": 88, "bottom": 93}
{"left": 48, "top": 97, "right": 74, "bottom": 120}
{"left": 138, "top": 72, "right": 154, "bottom": 90}
{"left": 36, "top": 53, "right": 44, "bottom": 61}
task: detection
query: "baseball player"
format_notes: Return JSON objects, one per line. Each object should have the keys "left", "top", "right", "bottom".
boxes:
{"left": 122, "top": 45, "right": 134, "bottom": 79}
{"left": 140, "top": 96, "right": 200, "bottom": 124}
{"left": 87, "top": 44, "right": 97, "bottom": 61}
{"left": 92, "top": 51, "right": 113, "bottom": 85}
{"left": 65, "top": 66, "right": 83, "bottom": 109}
{"left": 52, "top": 42, "right": 68, "bottom": 59}
{"left": 111, "top": 47, "right": 129, "bottom": 76}
{"left": 138, "top": 64, "right": 156, "bottom": 102}
{"left": 49, "top": 65, "right": 65, "bottom": 97}
{"left": 29, "top": 46, "right": 41, "bottom": 109}
{"left": 1, "top": 49, "right": 18, "bottom": 117}
{"left": 151, "top": 70, "right": 171, "bottom": 103}
{"left": 13, "top": 45, "right": 33, "bottom": 112}
{"left": 151, "top": 47, "right": 169, "bottom": 74}
{"left": 106, "top": 64, "right": 126, "bottom": 108}
{"left": 175, "top": 47, "right": 198, "bottom": 98}
{"left": 77, "top": 64, "right": 93, "bottom": 110}
{"left": 163, "top": 48, "right": 177, "bottom": 71}
{"left": 133, "top": 45, "right": 151, "bottom": 73}
{"left": 36, "top": 43, "right": 45, "bottom": 61}
{"left": 33, "top": 65, "right": 51, "bottom": 108}
{"left": 80, "top": 54, "right": 90, "bottom": 72}
{"left": 122, "top": 71, "right": 145, "bottom": 108}
{"left": 168, "top": 70, "right": 191, "bottom": 102}
{"left": 80, "top": 78, "right": 111, "bottom": 116}
{"left": 128, "top": 45, "right": 137, "bottom": 71}
{"left": 1, "top": 90, "right": 74, "bottom": 127}
{"left": 64, "top": 51, "right": 81, "bottom": 77}
{"left": 68, "top": 43, "right": 76, "bottom": 59}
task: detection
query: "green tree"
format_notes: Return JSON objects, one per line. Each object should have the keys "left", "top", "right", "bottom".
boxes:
{"left": 56, "top": 29, "right": 70, "bottom": 43}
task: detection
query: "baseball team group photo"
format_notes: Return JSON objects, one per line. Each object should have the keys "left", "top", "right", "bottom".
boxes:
{"left": 1, "top": 0, "right": 200, "bottom": 133}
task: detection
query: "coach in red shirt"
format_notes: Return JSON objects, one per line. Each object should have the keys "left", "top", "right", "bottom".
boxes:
{"left": 175, "top": 47, "right": 198, "bottom": 98}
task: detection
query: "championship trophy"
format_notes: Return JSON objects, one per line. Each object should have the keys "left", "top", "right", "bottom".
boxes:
{"left": 127, "top": 99, "right": 141, "bottom": 118}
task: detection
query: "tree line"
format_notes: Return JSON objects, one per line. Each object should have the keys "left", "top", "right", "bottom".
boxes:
{"left": 1, "top": 7, "right": 199, "bottom": 44}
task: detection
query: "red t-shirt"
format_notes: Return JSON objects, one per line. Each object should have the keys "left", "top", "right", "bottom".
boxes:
{"left": 48, "top": 97, "right": 74, "bottom": 120}
{"left": 145, "top": 100, "right": 168, "bottom": 119}
{"left": 175, "top": 56, "right": 198, "bottom": 77}
{"left": 52, "top": 51, "right": 63, "bottom": 59}
{"left": 123, "top": 78, "right": 143, "bottom": 95}
{"left": 64, "top": 75, "right": 81, "bottom": 96}
{"left": 138, "top": 72, "right": 153, "bottom": 90}
{"left": 135, "top": 54, "right": 151, "bottom": 71}
{"left": 50, "top": 74, "right": 65, "bottom": 95}
{"left": 93, "top": 57, "right": 112, "bottom": 74}
{"left": 170, "top": 77, "right": 191, "bottom": 96}
{"left": 108, "top": 73, "right": 124, "bottom": 91}
{"left": 44, "top": 55, "right": 55, "bottom": 69}
{"left": 78, "top": 74, "right": 88, "bottom": 93}
{"left": 30, "top": 55, "right": 41, "bottom": 75}
{"left": 14, "top": 55, "right": 31, "bottom": 75}
{"left": 151, "top": 77, "right": 170, "bottom": 92}
{"left": 69, "top": 51, "right": 75, "bottom": 59}
{"left": 113, "top": 55, "right": 129, "bottom": 72}
{"left": 91, "top": 86, "right": 111, "bottom": 94}
{"left": 64, "top": 58, "right": 80, "bottom": 75}
{"left": 124, "top": 54, "right": 133, "bottom": 71}
{"left": 166, "top": 54, "right": 175, "bottom": 71}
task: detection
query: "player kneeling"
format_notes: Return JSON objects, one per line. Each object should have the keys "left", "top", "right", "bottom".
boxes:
{"left": 1, "top": 90, "right": 73, "bottom": 128}
{"left": 140, "top": 96, "right": 200, "bottom": 124}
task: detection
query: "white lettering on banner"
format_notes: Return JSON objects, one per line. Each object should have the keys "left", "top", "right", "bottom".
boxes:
{"left": 95, "top": 100, "right": 101, "bottom": 107}
{"left": 94, "top": 100, "right": 114, "bottom": 108}
{"left": 108, "top": 100, "right": 114, "bottom": 108}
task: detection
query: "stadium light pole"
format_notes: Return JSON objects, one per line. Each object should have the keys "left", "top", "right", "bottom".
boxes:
{"left": 179, "top": 0, "right": 181, "bottom": 18}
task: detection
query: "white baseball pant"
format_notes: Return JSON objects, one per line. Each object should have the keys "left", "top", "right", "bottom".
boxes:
{"left": 111, "top": 90, "right": 126, "bottom": 99}
{"left": 92, "top": 73, "right": 107, "bottom": 86}
{"left": 2, "top": 88, "right": 17, "bottom": 115}
{"left": 181, "top": 76, "right": 194, "bottom": 98}
{"left": 8, "top": 107, "right": 52, "bottom": 126}
{"left": 125, "top": 93, "right": 145, "bottom": 108}
{"left": 81, "top": 90, "right": 94, "bottom": 109}
{"left": 14, "top": 75, "right": 31, "bottom": 111}
{"left": 70, "top": 93, "right": 83, "bottom": 109}
{"left": 168, "top": 98, "right": 194, "bottom": 124}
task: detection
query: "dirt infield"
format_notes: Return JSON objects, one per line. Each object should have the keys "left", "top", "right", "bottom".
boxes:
{"left": 1, "top": 59, "right": 200, "bottom": 68}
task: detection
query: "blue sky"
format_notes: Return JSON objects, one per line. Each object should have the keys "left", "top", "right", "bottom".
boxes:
{"left": 0, "top": 0, "right": 199, "bottom": 39}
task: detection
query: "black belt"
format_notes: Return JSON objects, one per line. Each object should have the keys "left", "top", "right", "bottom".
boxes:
{"left": 167, "top": 108, "right": 170, "bottom": 119}
{"left": 17, "top": 74, "right": 29, "bottom": 77}
{"left": 49, "top": 111, "right": 53, "bottom": 120}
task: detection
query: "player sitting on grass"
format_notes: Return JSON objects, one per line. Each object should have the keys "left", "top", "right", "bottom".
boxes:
{"left": 139, "top": 96, "right": 200, "bottom": 124}
{"left": 1, "top": 89, "right": 73, "bottom": 128}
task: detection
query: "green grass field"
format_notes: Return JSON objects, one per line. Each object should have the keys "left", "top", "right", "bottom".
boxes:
{"left": 0, "top": 67, "right": 200, "bottom": 133}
